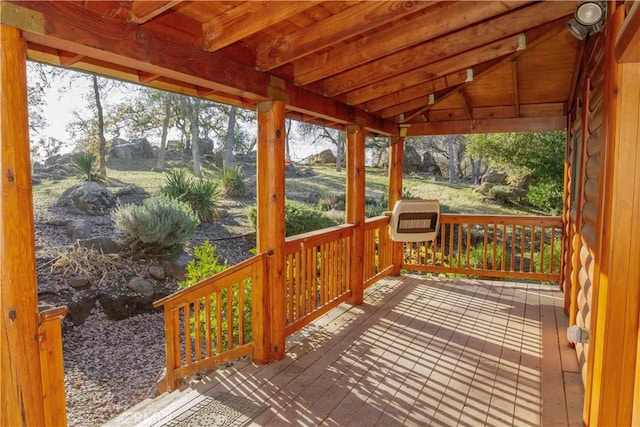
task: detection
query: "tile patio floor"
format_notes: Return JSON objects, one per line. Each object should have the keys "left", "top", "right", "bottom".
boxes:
{"left": 107, "top": 275, "right": 583, "bottom": 426}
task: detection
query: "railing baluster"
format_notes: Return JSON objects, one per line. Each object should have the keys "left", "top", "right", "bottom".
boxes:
{"left": 530, "top": 225, "right": 536, "bottom": 273}
{"left": 216, "top": 292, "right": 223, "bottom": 354}
{"left": 205, "top": 296, "right": 212, "bottom": 357}
{"left": 194, "top": 298, "right": 202, "bottom": 361}
{"left": 227, "top": 285, "right": 234, "bottom": 349}
{"left": 540, "top": 226, "right": 546, "bottom": 273}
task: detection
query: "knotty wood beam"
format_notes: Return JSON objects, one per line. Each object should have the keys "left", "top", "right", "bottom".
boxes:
{"left": 346, "top": 121, "right": 366, "bottom": 305}
{"left": 10, "top": 1, "right": 395, "bottom": 136}
{"left": 406, "top": 116, "right": 566, "bottom": 136}
{"left": 344, "top": 34, "right": 525, "bottom": 105}
{"left": 322, "top": 1, "right": 576, "bottom": 96}
{"left": 587, "top": 6, "right": 640, "bottom": 425}
{"left": 388, "top": 129, "right": 406, "bottom": 275}
{"left": 512, "top": 60, "right": 520, "bottom": 117}
{"left": 256, "top": 1, "right": 434, "bottom": 71}
{"left": 402, "top": 19, "right": 567, "bottom": 124}
{"left": 294, "top": 1, "right": 530, "bottom": 85}
{"left": 256, "top": 100, "right": 286, "bottom": 362}
{"left": 202, "top": 2, "right": 318, "bottom": 52}
{"left": 129, "top": 1, "right": 180, "bottom": 24}
{"left": 0, "top": 24, "right": 46, "bottom": 427}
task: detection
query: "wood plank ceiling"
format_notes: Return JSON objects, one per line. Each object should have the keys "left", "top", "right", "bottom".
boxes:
{"left": 13, "top": 1, "right": 581, "bottom": 136}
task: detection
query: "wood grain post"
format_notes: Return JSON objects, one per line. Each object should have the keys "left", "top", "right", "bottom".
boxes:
{"left": 586, "top": 4, "right": 640, "bottom": 425}
{"left": 256, "top": 100, "right": 286, "bottom": 361}
{"left": 346, "top": 122, "right": 365, "bottom": 305}
{"left": 388, "top": 127, "right": 407, "bottom": 275}
{"left": 38, "top": 307, "right": 69, "bottom": 427}
{"left": 0, "top": 24, "right": 47, "bottom": 427}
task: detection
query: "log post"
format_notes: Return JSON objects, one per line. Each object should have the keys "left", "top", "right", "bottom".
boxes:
{"left": 388, "top": 126, "right": 408, "bottom": 275}
{"left": 39, "top": 307, "right": 69, "bottom": 427}
{"left": 346, "top": 121, "right": 365, "bottom": 305}
{"left": 586, "top": 4, "right": 640, "bottom": 425}
{"left": 256, "top": 100, "right": 286, "bottom": 361}
{"left": 0, "top": 24, "right": 47, "bottom": 427}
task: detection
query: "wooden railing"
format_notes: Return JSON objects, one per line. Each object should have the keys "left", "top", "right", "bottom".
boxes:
{"left": 153, "top": 252, "right": 268, "bottom": 392}
{"left": 284, "top": 224, "right": 353, "bottom": 335}
{"left": 403, "top": 214, "right": 563, "bottom": 281}
{"left": 364, "top": 216, "right": 394, "bottom": 288}
{"left": 38, "top": 306, "right": 68, "bottom": 427}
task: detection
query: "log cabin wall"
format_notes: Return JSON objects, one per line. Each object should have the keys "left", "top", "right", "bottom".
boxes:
{"left": 567, "top": 31, "right": 606, "bottom": 386}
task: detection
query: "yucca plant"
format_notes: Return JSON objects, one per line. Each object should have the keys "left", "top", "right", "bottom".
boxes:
{"left": 73, "top": 152, "right": 103, "bottom": 183}
{"left": 160, "top": 169, "right": 220, "bottom": 222}
{"left": 222, "top": 166, "right": 248, "bottom": 197}
{"left": 188, "top": 179, "right": 220, "bottom": 222}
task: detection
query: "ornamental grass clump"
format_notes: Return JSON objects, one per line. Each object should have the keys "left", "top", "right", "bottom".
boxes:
{"left": 112, "top": 195, "right": 199, "bottom": 258}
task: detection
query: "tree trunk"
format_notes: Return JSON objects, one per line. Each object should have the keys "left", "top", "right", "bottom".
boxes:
{"left": 335, "top": 140, "right": 342, "bottom": 172}
{"left": 223, "top": 106, "right": 237, "bottom": 170}
{"left": 190, "top": 98, "right": 202, "bottom": 177}
{"left": 285, "top": 119, "right": 292, "bottom": 161}
{"left": 156, "top": 93, "right": 172, "bottom": 170}
{"left": 92, "top": 75, "right": 107, "bottom": 177}
{"left": 447, "top": 136, "right": 456, "bottom": 183}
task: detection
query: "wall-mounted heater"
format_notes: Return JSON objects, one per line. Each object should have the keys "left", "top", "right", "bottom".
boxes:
{"left": 389, "top": 199, "right": 440, "bottom": 242}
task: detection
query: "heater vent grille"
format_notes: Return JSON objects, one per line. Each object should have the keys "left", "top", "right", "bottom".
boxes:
{"left": 389, "top": 200, "right": 440, "bottom": 242}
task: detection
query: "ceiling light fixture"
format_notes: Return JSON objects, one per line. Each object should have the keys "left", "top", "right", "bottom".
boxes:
{"left": 566, "top": 1, "right": 606, "bottom": 40}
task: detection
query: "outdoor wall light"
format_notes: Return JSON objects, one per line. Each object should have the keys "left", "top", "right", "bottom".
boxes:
{"left": 566, "top": 1, "right": 606, "bottom": 40}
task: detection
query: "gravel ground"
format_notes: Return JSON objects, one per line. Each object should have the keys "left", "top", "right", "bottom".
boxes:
{"left": 35, "top": 192, "right": 256, "bottom": 426}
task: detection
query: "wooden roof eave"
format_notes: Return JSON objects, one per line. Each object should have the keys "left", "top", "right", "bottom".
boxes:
{"left": 8, "top": 1, "right": 396, "bottom": 136}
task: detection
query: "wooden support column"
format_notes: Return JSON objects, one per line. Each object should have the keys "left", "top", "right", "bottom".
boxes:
{"left": 256, "top": 100, "right": 286, "bottom": 362}
{"left": 346, "top": 121, "right": 365, "bottom": 305}
{"left": 0, "top": 24, "right": 47, "bottom": 427}
{"left": 388, "top": 125, "right": 408, "bottom": 275}
{"left": 586, "top": 5, "right": 640, "bottom": 425}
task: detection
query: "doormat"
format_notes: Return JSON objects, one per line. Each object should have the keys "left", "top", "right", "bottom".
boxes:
{"left": 163, "top": 392, "right": 268, "bottom": 427}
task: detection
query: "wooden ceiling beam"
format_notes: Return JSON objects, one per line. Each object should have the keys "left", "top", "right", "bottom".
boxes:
{"left": 57, "top": 49, "right": 84, "bottom": 66}
{"left": 406, "top": 116, "right": 567, "bottom": 136}
{"left": 294, "top": 1, "right": 530, "bottom": 85}
{"left": 371, "top": 70, "right": 469, "bottom": 116}
{"left": 137, "top": 71, "right": 160, "bottom": 84}
{"left": 460, "top": 89, "right": 474, "bottom": 120}
{"left": 255, "top": 1, "right": 435, "bottom": 71}
{"left": 344, "top": 34, "right": 525, "bottom": 106}
{"left": 322, "top": 1, "right": 576, "bottom": 96}
{"left": 128, "top": 1, "right": 181, "bottom": 24}
{"left": 202, "top": 1, "right": 320, "bottom": 52}
{"left": 402, "top": 18, "right": 568, "bottom": 124}
{"left": 12, "top": 1, "right": 395, "bottom": 136}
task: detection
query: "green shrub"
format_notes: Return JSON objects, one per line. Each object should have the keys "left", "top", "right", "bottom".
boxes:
{"left": 534, "top": 242, "right": 562, "bottom": 274}
{"left": 222, "top": 166, "right": 249, "bottom": 198}
{"left": 488, "top": 185, "right": 517, "bottom": 204}
{"left": 317, "top": 193, "right": 346, "bottom": 211}
{"left": 527, "top": 178, "right": 563, "bottom": 214}
{"left": 179, "top": 241, "right": 251, "bottom": 348}
{"left": 160, "top": 169, "right": 220, "bottom": 221}
{"left": 248, "top": 200, "right": 338, "bottom": 237}
{"left": 179, "top": 240, "right": 227, "bottom": 288}
{"left": 112, "top": 195, "right": 199, "bottom": 257}
{"left": 73, "top": 152, "right": 103, "bottom": 183}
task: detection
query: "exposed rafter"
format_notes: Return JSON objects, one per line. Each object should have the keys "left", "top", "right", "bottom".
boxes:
{"left": 128, "top": 1, "right": 180, "bottom": 24}
{"left": 202, "top": 2, "right": 319, "bottom": 52}
{"left": 321, "top": 0, "right": 575, "bottom": 97}
{"left": 255, "top": 1, "right": 434, "bottom": 71}
{"left": 294, "top": 1, "right": 529, "bottom": 85}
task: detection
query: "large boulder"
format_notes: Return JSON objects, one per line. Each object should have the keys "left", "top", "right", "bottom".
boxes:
{"left": 131, "top": 137, "right": 155, "bottom": 158}
{"left": 422, "top": 152, "right": 443, "bottom": 176}
{"left": 403, "top": 145, "right": 423, "bottom": 173}
{"left": 303, "top": 149, "right": 336, "bottom": 165}
{"left": 481, "top": 172, "right": 508, "bottom": 185}
{"left": 56, "top": 182, "right": 116, "bottom": 215}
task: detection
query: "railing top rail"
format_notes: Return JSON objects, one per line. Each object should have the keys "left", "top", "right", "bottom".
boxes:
{"left": 153, "top": 251, "right": 270, "bottom": 308}
{"left": 39, "top": 306, "right": 68, "bottom": 322}
{"left": 440, "top": 213, "right": 562, "bottom": 225}
{"left": 364, "top": 215, "right": 390, "bottom": 227}
{"left": 285, "top": 223, "right": 355, "bottom": 253}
